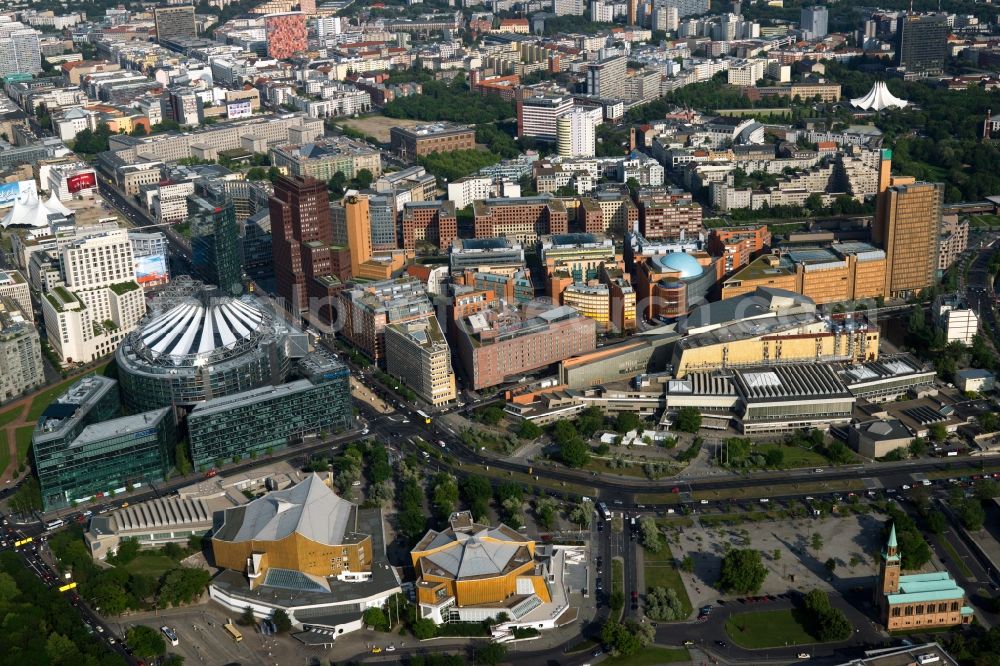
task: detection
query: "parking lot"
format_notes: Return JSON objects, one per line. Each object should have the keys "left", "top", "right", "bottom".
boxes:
{"left": 120, "top": 605, "right": 301, "bottom": 666}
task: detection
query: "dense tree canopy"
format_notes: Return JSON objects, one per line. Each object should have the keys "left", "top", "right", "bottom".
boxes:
{"left": 718, "top": 549, "right": 768, "bottom": 594}
{"left": 0, "top": 551, "right": 125, "bottom": 666}
{"left": 384, "top": 76, "right": 514, "bottom": 124}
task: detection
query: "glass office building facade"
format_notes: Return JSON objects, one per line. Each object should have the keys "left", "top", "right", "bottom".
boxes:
{"left": 32, "top": 376, "right": 178, "bottom": 511}
{"left": 187, "top": 353, "right": 351, "bottom": 470}
{"left": 190, "top": 194, "right": 242, "bottom": 296}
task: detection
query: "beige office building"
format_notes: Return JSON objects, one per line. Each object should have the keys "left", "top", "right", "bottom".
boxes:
{"left": 385, "top": 317, "right": 456, "bottom": 406}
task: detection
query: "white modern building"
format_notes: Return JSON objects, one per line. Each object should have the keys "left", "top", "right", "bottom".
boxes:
{"left": 801, "top": 5, "right": 828, "bottom": 39}
{"left": 519, "top": 93, "right": 574, "bottom": 141}
{"left": 934, "top": 296, "right": 979, "bottom": 346}
{"left": 557, "top": 108, "right": 598, "bottom": 158}
{"left": 447, "top": 176, "right": 493, "bottom": 210}
{"left": 40, "top": 227, "right": 145, "bottom": 365}
{"left": 0, "top": 269, "right": 32, "bottom": 319}
{"left": 47, "top": 163, "right": 98, "bottom": 202}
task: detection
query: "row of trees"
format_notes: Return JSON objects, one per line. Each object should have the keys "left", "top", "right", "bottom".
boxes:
{"left": 800, "top": 589, "right": 852, "bottom": 642}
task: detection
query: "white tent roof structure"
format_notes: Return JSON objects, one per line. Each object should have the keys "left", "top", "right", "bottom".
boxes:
{"left": 44, "top": 192, "right": 74, "bottom": 217}
{"left": 850, "top": 81, "right": 908, "bottom": 111}
{"left": 0, "top": 189, "right": 65, "bottom": 229}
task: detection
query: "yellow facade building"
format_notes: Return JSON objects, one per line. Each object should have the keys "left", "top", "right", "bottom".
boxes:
{"left": 212, "top": 474, "right": 372, "bottom": 588}
{"left": 673, "top": 286, "right": 878, "bottom": 377}
{"left": 674, "top": 319, "right": 879, "bottom": 377}
{"left": 411, "top": 512, "right": 556, "bottom": 624}
{"left": 874, "top": 178, "right": 943, "bottom": 299}
{"left": 562, "top": 282, "right": 612, "bottom": 330}
{"left": 721, "top": 243, "right": 886, "bottom": 304}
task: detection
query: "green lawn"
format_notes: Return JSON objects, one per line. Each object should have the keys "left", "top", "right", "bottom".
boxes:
{"left": 26, "top": 363, "right": 111, "bottom": 421}
{"left": 725, "top": 609, "right": 817, "bottom": 648}
{"left": 120, "top": 554, "right": 178, "bottom": 577}
{"left": 970, "top": 214, "right": 1000, "bottom": 229}
{"left": 612, "top": 558, "right": 624, "bottom": 598}
{"left": 0, "top": 430, "right": 10, "bottom": 478}
{"left": 0, "top": 407, "right": 22, "bottom": 428}
{"left": 643, "top": 543, "right": 693, "bottom": 618}
{"left": 604, "top": 647, "right": 690, "bottom": 665}
{"left": 587, "top": 457, "right": 655, "bottom": 479}
{"left": 756, "top": 442, "right": 834, "bottom": 468}
{"left": 14, "top": 426, "right": 33, "bottom": 467}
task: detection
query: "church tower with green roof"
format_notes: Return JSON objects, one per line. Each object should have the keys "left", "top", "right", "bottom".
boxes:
{"left": 879, "top": 523, "right": 901, "bottom": 599}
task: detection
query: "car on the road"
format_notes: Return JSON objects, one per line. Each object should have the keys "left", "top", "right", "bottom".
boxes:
{"left": 592, "top": 648, "right": 603, "bottom": 657}
{"left": 371, "top": 647, "right": 382, "bottom": 654}
{"left": 814, "top": 468, "right": 824, "bottom": 473}
{"left": 797, "top": 653, "right": 810, "bottom": 660}
{"left": 715, "top": 641, "right": 727, "bottom": 648}
{"left": 901, "top": 484, "right": 911, "bottom": 491}
{"left": 683, "top": 640, "right": 695, "bottom": 646}
{"left": 632, "top": 591, "right": 638, "bottom": 601}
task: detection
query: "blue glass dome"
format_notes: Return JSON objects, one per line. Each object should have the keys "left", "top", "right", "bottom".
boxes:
{"left": 656, "top": 252, "right": 704, "bottom": 279}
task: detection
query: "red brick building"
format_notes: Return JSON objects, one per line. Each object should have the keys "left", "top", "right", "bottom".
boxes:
{"left": 637, "top": 189, "right": 703, "bottom": 240}
{"left": 270, "top": 174, "right": 350, "bottom": 316}
{"left": 401, "top": 201, "right": 458, "bottom": 250}
{"left": 473, "top": 196, "right": 569, "bottom": 243}
{"left": 707, "top": 225, "right": 772, "bottom": 275}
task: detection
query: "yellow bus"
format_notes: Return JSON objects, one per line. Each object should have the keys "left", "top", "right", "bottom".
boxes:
{"left": 223, "top": 623, "right": 243, "bottom": 643}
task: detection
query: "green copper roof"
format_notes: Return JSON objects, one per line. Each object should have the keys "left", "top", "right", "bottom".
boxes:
{"left": 888, "top": 523, "right": 897, "bottom": 549}
{"left": 886, "top": 589, "right": 963, "bottom": 605}
{"left": 886, "top": 571, "right": 964, "bottom": 605}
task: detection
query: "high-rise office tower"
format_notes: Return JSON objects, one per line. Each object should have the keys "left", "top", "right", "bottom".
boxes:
{"left": 586, "top": 54, "right": 627, "bottom": 100}
{"left": 153, "top": 6, "right": 196, "bottom": 43}
{"left": 873, "top": 151, "right": 942, "bottom": 299}
{"left": 627, "top": 0, "right": 638, "bottom": 25}
{"left": 269, "top": 175, "right": 334, "bottom": 313}
{"left": 800, "top": 5, "right": 828, "bottom": 39}
{"left": 895, "top": 13, "right": 948, "bottom": 76}
{"left": 189, "top": 193, "right": 242, "bottom": 296}
{"left": 345, "top": 194, "right": 373, "bottom": 278}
